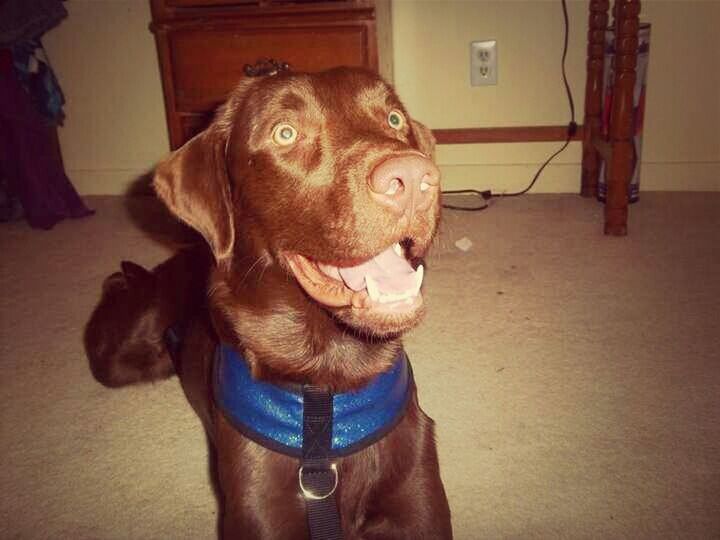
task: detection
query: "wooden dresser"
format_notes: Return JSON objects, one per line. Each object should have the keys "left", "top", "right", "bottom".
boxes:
{"left": 149, "top": 0, "right": 391, "bottom": 150}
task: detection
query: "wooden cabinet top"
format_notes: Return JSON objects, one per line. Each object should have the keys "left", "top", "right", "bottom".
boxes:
{"left": 150, "top": 0, "right": 377, "bottom": 23}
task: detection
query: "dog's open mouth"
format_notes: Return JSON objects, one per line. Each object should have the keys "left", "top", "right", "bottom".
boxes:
{"left": 284, "top": 242, "right": 424, "bottom": 315}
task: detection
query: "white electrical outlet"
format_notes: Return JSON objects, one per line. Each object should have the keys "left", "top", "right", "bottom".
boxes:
{"left": 470, "top": 40, "right": 497, "bottom": 86}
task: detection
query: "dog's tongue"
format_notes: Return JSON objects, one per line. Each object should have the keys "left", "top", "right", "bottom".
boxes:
{"left": 336, "top": 244, "right": 420, "bottom": 295}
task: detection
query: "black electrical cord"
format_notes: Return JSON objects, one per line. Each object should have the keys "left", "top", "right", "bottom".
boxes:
{"left": 442, "top": 0, "right": 576, "bottom": 210}
{"left": 441, "top": 188, "right": 493, "bottom": 211}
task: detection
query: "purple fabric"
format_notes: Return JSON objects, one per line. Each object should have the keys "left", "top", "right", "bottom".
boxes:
{"left": 0, "top": 49, "right": 93, "bottom": 229}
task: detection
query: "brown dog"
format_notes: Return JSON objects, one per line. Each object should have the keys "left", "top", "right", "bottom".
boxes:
{"left": 87, "top": 67, "right": 451, "bottom": 539}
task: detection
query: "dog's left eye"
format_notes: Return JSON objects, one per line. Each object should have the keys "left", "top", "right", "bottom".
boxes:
{"left": 272, "top": 123, "right": 298, "bottom": 146}
{"left": 387, "top": 110, "right": 405, "bottom": 130}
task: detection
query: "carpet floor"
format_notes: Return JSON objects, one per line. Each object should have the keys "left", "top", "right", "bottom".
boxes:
{"left": 1, "top": 193, "right": 718, "bottom": 539}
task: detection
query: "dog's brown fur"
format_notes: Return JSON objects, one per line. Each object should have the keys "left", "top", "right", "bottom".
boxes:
{"left": 86, "top": 67, "right": 451, "bottom": 539}
{"left": 84, "top": 244, "right": 212, "bottom": 387}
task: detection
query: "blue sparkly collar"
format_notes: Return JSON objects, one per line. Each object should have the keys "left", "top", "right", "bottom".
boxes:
{"left": 213, "top": 344, "right": 412, "bottom": 457}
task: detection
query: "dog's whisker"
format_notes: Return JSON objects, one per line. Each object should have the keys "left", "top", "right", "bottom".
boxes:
{"left": 239, "top": 255, "right": 268, "bottom": 287}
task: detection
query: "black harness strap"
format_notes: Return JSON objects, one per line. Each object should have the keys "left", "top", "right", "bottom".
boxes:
{"left": 166, "top": 323, "right": 344, "bottom": 540}
{"left": 300, "top": 386, "right": 343, "bottom": 540}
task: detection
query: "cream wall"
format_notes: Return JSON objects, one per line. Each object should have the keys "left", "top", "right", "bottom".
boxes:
{"left": 392, "top": 0, "right": 720, "bottom": 193}
{"left": 44, "top": 1, "right": 168, "bottom": 195}
{"left": 44, "top": 0, "right": 719, "bottom": 195}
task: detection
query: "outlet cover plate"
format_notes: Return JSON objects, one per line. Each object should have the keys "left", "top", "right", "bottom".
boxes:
{"left": 470, "top": 40, "right": 497, "bottom": 86}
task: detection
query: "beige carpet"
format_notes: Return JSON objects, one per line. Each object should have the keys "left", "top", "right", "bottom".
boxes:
{"left": 1, "top": 193, "right": 719, "bottom": 539}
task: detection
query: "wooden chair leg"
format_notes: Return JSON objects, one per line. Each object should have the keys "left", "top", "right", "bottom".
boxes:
{"left": 605, "top": 0, "right": 641, "bottom": 235}
{"left": 581, "top": 0, "right": 610, "bottom": 198}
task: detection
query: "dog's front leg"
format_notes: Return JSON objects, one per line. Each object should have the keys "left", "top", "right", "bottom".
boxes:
{"left": 353, "top": 405, "right": 453, "bottom": 540}
{"left": 216, "top": 415, "right": 309, "bottom": 539}
{"left": 356, "top": 472, "right": 453, "bottom": 540}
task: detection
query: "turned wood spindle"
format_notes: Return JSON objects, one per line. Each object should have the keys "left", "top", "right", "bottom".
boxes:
{"left": 605, "top": 0, "right": 640, "bottom": 235}
{"left": 581, "top": 0, "right": 610, "bottom": 199}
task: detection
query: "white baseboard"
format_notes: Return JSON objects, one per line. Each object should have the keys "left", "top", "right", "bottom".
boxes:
{"left": 70, "top": 169, "right": 155, "bottom": 196}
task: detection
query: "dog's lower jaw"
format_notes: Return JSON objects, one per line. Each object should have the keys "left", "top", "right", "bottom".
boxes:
{"left": 333, "top": 300, "right": 427, "bottom": 342}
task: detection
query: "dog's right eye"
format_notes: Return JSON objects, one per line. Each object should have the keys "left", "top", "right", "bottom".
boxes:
{"left": 272, "top": 123, "right": 298, "bottom": 146}
{"left": 387, "top": 110, "right": 406, "bottom": 130}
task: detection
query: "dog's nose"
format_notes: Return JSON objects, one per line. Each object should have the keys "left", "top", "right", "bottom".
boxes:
{"left": 368, "top": 154, "right": 440, "bottom": 220}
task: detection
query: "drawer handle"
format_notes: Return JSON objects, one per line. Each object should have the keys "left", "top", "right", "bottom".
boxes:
{"left": 244, "top": 58, "right": 290, "bottom": 77}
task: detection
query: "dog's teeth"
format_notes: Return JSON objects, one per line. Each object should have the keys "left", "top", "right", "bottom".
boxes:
{"left": 420, "top": 181, "right": 430, "bottom": 192}
{"left": 393, "top": 243, "right": 403, "bottom": 257}
{"left": 366, "top": 271, "right": 423, "bottom": 305}
{"left": 413, "top": 264, "right": 424, "bottom": 296}
{"left": 385, "top": 179, "right": 401, "bottom": 196}
{"left": 365, "top": 275, "right": 380, "bottom": 302}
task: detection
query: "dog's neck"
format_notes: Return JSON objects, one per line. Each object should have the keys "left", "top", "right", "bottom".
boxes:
{"left": 214, "top": 343, "right": 411, "bottom": 456}
{"left": 208, "top": 261, "right": 401, "bottom": 392}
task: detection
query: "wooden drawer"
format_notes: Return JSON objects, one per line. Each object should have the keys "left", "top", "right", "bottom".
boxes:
{"left": 150, "top": 0, "right": 387, "bottom": 149}
{"left": 179, "top": 112, "right": 214, "bottom": 142}
{"left": 150, "top": 0, "right": 375, "bottom": 23}
{"left": 169, "top": 24, "right": 370, "bottom": 112}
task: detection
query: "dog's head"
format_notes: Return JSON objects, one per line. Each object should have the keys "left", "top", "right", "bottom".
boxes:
{"left": 154, "top": 67, "right": 440, "bottom": 364}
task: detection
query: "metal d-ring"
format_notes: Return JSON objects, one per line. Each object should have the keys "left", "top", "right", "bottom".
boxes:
{"left": 298, "top": 463, "right": 338, "bottom": 501}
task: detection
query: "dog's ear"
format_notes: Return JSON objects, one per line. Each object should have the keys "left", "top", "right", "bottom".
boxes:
{"left": 410, "top": 119, "right": 437, "bottom": 161}
{"left": 153, "top": 129, "right": 235, "bottom": 264}
{"left": 101, "top": 271, "right": 126, "bottom": 293}
{"left": 120, "top": 261, "right": 155, "bottom": 288}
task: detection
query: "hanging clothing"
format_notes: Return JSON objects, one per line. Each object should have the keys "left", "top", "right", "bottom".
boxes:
{"left": 0, "top": 0, "right": 93, "bottom": 229}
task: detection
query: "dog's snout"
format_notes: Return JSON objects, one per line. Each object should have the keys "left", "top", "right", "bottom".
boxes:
{"left": 368, "top": 154, "right": 440, "bottom": 219}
